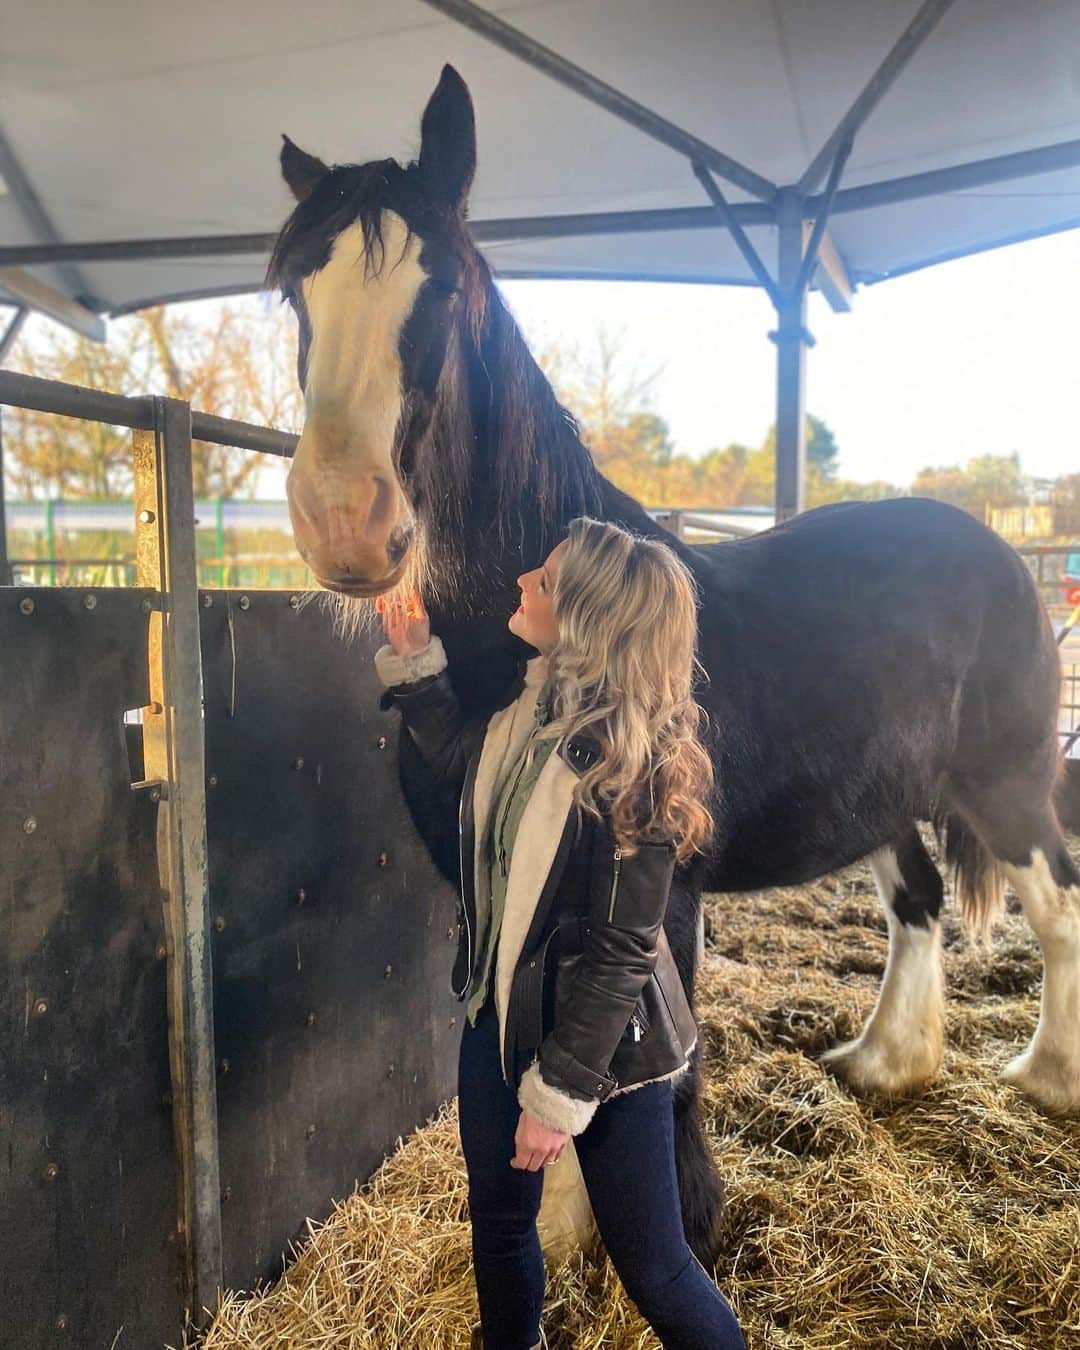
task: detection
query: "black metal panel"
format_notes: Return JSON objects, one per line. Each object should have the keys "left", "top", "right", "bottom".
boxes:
{"left": 199, "top": 593, "right": 462, "bottom": 1288}
{"left": 0, "top": 587, "right": 177, "bottom": 1349}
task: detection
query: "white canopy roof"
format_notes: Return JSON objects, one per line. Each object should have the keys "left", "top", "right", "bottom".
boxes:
{"left": 1, "top": 0, "right": 1079, "bottom": 320}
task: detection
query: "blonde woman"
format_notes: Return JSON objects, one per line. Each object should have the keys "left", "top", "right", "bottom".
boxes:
{"left": 375, "top": 517, "right": 744, "bottom": 1350}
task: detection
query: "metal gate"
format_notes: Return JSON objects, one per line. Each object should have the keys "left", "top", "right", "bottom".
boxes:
{"left": 0, "top": 373, "right": 462, "bottom": 1347}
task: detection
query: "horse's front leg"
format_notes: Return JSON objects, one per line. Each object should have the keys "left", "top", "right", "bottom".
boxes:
{"left": 823, "top": 829, "right": 946, "bottom": 1095}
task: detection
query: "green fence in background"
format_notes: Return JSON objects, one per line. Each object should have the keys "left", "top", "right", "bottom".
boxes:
{"left": 4, "top": 497, "right": 316, "bottom": 589}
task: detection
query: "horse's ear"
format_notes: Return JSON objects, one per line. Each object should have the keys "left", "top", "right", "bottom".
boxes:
{"left": 419, "top": 65, "right": 476, "bottom": 211}
{"left": 281, "top": 135, "right": 329, "bottom": 202}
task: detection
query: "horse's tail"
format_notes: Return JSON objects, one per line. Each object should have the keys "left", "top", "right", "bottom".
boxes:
{"left": 932, "top": 806, "right": 1004, "bottom": 945}
{"left": 673, "top": 1055, "right": 726, "bottom": 1269}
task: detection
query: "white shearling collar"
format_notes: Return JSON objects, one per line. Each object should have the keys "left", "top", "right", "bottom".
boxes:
{"left": 523, "top": 652, "right": 551, "bottom": 688}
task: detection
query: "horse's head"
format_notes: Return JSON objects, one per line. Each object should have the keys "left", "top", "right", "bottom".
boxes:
{"left": 269, "top": 66, "right": 481, "bottom": 598}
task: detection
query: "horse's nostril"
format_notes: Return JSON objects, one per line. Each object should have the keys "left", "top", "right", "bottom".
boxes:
{"left": 386, "top": 526, "right": 413, "bottom": 568}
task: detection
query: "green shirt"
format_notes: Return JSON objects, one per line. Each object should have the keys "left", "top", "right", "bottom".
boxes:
{"left": 465, "top": 678, "right": 557, "bottom": 1026}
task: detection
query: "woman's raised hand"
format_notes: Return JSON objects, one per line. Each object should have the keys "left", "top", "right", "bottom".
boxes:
{"left": 376, "top": 589, "right": 430, "bottom": 657}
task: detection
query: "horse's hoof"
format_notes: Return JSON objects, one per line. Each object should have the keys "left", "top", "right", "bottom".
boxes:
{"left": 1002, "top": 1045, "right": 1080, "bottom": 1116}
{"left": 821, "top": 1034, "right": 939, "bottom": 1096}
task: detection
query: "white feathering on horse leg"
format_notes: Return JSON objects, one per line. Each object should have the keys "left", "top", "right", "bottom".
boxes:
{"left": 536, "top": 1140, "right": 595, "bottom": 1263}
{"left": 822, "top": 847, "right": 945, "bottom": 1094}
{"left": 1001, "top": 850, "right": 1080, "bottom": 1115}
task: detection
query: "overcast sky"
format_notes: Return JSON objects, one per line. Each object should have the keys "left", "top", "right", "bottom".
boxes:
{"left": 501, "top": 226, "right": 1080, "bottom": 487}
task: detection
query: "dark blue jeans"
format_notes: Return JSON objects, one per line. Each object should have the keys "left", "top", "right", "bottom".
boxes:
{"left": 458, "top": 998, "right": 745, "bottom": 1350}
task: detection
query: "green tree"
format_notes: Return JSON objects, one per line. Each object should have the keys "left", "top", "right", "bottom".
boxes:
{"left": 912, "top": 452, "right": 1025, "bottom": 519}
{"left": 807, "top": 414, "right": 840, "bottom": 481}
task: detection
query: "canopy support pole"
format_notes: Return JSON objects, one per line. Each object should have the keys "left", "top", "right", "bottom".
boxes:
{"left": 0, "top": 306, "right": 27, "bottom": 364}
{"left": 798, "top": 0, "right": 958, "bottom": 195}
{"left": 773, "top": 190, "right": 809, "bottom": 522}
{"left": 768, "top": 138, "right": 851, "bottom": 522}
{"left": 0, "top": 124, "right": 99, "bottom": 307}
{"left": 418, "top": 0, "right": 776, "bottom": 202}
{"left": 0, "top": 269, "right": 106, "bottom": 341}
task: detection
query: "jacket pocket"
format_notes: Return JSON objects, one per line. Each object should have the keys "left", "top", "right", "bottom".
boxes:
{"left": 595, "top": 838, "right": 677, "bottom": 930}
{"left": 621, "top": 990, "right": 651, "bottom": 1043}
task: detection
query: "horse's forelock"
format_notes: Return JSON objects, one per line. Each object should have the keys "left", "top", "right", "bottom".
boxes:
{"left": 266, "top": 159, "right": 413, "bottom": 292}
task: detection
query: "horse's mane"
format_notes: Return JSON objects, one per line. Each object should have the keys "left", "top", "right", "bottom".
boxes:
{"left": 466, "top": 249, "right": 605, "bottom": 554}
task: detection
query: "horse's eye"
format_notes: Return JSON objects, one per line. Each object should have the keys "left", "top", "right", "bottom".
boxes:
{"left": 429, "top": 279, "right": 459, "bottom": 298}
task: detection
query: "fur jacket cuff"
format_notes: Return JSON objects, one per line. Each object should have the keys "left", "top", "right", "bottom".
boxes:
{"left": 517, "top": 1059, "right": 599, "bottom": 1136}
{"left": 373, "top": 635, "right": 448, "bottom": 688}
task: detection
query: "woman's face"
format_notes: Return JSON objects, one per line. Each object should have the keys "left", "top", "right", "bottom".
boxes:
{"left": 508, "top": 539, "right": 567, "bottom": 655}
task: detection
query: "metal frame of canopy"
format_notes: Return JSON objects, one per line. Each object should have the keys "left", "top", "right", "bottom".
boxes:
{"left": 3, "top": 0, "right": 1080, "bottom": 519}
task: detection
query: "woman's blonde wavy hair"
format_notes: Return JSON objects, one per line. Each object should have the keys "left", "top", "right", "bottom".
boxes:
{"left": 531, "top": 517, "right": 715, "bottom": 862}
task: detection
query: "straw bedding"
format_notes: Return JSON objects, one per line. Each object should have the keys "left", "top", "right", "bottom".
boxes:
{"left": 186, "top": 837, "right": 1080, "bottom": 1349}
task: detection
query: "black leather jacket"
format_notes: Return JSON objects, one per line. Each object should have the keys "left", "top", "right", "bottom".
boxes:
{"left": 378, "top": 657, "right": 698, "bottom": 1114}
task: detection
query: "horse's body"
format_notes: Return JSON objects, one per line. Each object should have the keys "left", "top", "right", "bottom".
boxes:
{"left": 270, "top": 67, "right": 1080, "bottom": 1265}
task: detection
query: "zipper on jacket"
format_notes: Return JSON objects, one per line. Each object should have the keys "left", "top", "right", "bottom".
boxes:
{"left": 454, "top": 775, "right": 474, "bottom": 999}
{"left": 607, "top": 846, "right": 622, "bottom": 923}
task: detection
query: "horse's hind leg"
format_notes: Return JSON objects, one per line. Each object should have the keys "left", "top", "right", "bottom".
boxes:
{"left": 967, "top": 801, "right": 1080, "bottom": 1114}
{"left": 822, "top": 827, "right": 945, "bottom": 1095}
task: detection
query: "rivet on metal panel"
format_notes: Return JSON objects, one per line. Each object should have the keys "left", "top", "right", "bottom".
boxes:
{"left": 238, "top": 595, "right": 251, "bottom": 610}
{"left": 384, "top": 964, "right": 393, "bottom": 979}
{"left": 140, "top": 597, "right": 154, "bottom": 614}
{"left": 222, "top": 1186, "right": 233, "bottom": 1203}
{"left": 201, "top": 593, "right": 213, "bottom": 608}
{"left": 55, "top": 1314, "right": 69, "bottom": 1331}
{"left": 149, "top": 786, "right": 161, "bottom": 803}
{"left": 155, "top": 943, "right": 167, "bottom": 961}
{"left": 376, "top": 736, "right": 388, "bottom": 750}
{"left": 305, "top": 1124, "right": 317, "bottom": 1140}
{"left": 33, "top": 998, "right": 48, "bottom": 1017}
{"left": 22, "top": 816, "right": 37, "bottom": 834}
{"left": 207, "top": 774, "right": 218, "bottom": 788}
{"left": 296, "top": 888, "right": 308, "bottom": 906}
{"left": 289, "top": 594, "right": 301, "bottom": 610}
{"left": 293, "top": 757, "right": 305, "bottom": 771}
{"left": 387, "top": 1063, "right": 395, "bottom": 1078}
{"left": 82, "top": 593, "right": 97, "bottom": 610}
{"left": 138, "top": 509, "right": 156, "bottom": 524}
{"left": 43, "top": 1162, "right": 59, "bottom": 1182}
{"left": 306, "top": 1010, "right": 318, "bottom": 1027}
{"left": 218, "top": 1058, "right": 230, "bottom": 1076}
{"left": 18, "top": 596, "right": 35, "bottom": 615}
{"left": 446, "top": 928, "right": 455, "bottom": 940}
{"left": 213, "top": 915, "right": 226, "bottom": 933}
{"left": 449, "top": 1018, "right": 457, "bottom": 1029}
{"left": 377, "top": 851, "right": 389, "bottom": 867}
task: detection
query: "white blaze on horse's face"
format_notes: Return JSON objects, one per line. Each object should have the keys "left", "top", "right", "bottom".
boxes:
{"left": 286, "top": 211, "right": 424, "bottom": 596}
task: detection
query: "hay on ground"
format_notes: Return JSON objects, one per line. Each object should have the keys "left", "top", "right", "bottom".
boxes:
{"left": 185, "top": 840, "right": 1080, "bottom": 1349}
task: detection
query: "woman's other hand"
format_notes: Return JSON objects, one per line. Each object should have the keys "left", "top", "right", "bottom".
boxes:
{"left": 510, "top": 1110, "right": 570, "bottom": 1171}
{"left": 377, "top": 589, "right": 430, "bottom": 656}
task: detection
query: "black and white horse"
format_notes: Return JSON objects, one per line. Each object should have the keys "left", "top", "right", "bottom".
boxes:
{"left": 269, "top": 67, "right": 1080, "bottom": 1261}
